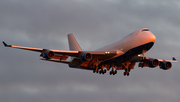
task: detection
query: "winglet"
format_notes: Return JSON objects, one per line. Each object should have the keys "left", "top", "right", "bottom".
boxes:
{"left": 2, "top": 41, "right": 11, "bottom": 47}
{"left": 172, "top": 57, "right": 177, "bottom": 61}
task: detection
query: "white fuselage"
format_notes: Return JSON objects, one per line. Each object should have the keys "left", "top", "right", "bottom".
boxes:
{"left": 96, "top": 28, "right": 156, "bottom": 54}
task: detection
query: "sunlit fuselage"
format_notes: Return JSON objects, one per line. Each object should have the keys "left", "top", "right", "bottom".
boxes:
{"left": 97, "top": 28, "right": 156, "bottom": 63}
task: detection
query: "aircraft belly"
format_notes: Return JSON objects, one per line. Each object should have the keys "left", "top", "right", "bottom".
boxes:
{"left": 100, "top": 42, "right": 154, "bottom": 64}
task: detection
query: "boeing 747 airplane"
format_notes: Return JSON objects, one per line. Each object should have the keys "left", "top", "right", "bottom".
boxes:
{"left": 3, "top": 28, "right": 177, "bottom": 76}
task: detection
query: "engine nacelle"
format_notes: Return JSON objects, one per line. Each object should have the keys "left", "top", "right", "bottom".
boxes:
{"left": 138, "top": 59, "right": 159, "bottom": 68}
{"left": 43, "top": 51, "right": 55, "bottom": 59}
{"left": 149, "top": 59, "right": 159, "bottom": 68}
{"left": 160, "top": 61, "right": 172, "bottom": 70}
{"left": 81, "top": 53, "right": 92, "bottom": 61}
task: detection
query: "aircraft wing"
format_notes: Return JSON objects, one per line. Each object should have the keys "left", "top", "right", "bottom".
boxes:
{"left": 2, "top": 41, "right": 122, "bottom": 60}
{"left": 2, "top": 41, "right": 79, "bottom": 56}
{"left": 158, "top": 57, "right": 178, "bottom": 63}
{"left": 144, "top": 56, "right": 178, "bottom": 63}
{"left": 136, "top": 55, "right": 178, "bottom": 70}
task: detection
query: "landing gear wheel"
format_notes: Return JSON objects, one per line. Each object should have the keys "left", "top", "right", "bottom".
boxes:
{"left": 114, "top": 70, "right": 117, "bottom": 74}
{"left": 127, "top": 72, "right": 129, "bottom": 76}
{"left": 128, "top": 68, "right": 131, "bottom": 72}
{"left": 103, "top": 70, "right": 106, "bottom": 73}
{"left": 124, "top": 72, "right": 126, "bottom": 76}
{"left": 100, "top": 70, "right": 105, "bottom": 74}
{"left": 109, "top": 71, "right": 112, "bottom": 75}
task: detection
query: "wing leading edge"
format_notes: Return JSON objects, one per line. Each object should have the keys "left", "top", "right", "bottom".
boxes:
{"left": 2, "top": 41, "right": 79, "bottom": 56}
{"left": 2, "top": 41, "right": 121, "bottom": 60}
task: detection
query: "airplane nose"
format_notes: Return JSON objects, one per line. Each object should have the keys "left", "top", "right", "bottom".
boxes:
{"left": 150, "top": 33, "right": 156, "bottom": 43}
{"left": 140, "top": 31, "right": 156, "bottom": 44}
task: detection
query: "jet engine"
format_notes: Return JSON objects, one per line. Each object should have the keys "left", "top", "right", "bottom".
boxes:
{"left": 43, "top": 51, "right": 55, "bottom": 59}
{"left": 81, "top": 53, "right": 92, "bottom": 61}
{"left": 138, "top": 59, "right": 159, "bottom": 68}
{"left": 149, "top": 59, "right": 159, "bottom": 68}
{"left": 160, "top": 61, "right": 172, "bottom": 70}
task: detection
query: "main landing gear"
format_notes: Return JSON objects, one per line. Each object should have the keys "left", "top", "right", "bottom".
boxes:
{"left": 122, "top": 61, "right": 135, "bottom": 76}
{"left": 92, "top": 58, "right": 103, "bottom": 73}
{"left": 109, "top": 70, "right": 117, "bottom": 75}
{"left": 92, "top": 59, "right": 135, "bottom": 76}
{"left": 123, "top": 61, "right": 130, "bottom": 76}
{"left": 92, "top": 62, "right": 118, "bottom": 75}
{"left": 99, "top": 69, "right": 106, "bottom": 74}
{"left": 93, "top": 68, "right": 107, "bottom": 74}
{"left": 109, "top": 63, "right": 117, "bottom": 75}
{"left": 93, "top": 68, "right": 117, "bottom": 75}
{"left": 123, "top": 68, "right": 130, "bottom": 76}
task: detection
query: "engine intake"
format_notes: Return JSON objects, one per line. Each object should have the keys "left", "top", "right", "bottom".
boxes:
{"left": 138, "top": 59, "right": 159, "bottom": 68}
{"left": 149, "top": 59, "right": 159, "bottom": 68}
{"left": 160, "top": 61, "right": 172, "bottom": 70}
{"left": 43, "top": 51, "right": 55, "bottom": 59}
{"left": 81, "top": 53, "right": 92, "bottom": 61}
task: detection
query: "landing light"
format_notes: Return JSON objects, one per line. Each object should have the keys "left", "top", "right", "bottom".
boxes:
{"left": 105, "top": 52, "right": 110, "bottom": 54}
{"left": 138, "top": 55, "right": 141, "bottom": 57}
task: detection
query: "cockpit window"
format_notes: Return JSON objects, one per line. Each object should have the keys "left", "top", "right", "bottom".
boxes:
{"left": 142, "top": 29, "right": 149, "bottom": 31}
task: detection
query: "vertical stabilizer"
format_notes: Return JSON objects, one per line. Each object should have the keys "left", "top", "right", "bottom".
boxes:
{"left": 68, "top": 33, "right": 82, "bottom": 51}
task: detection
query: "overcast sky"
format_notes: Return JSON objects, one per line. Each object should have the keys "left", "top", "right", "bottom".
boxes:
{"left": 1, "top": 0, "right": 180, "bottom": 102}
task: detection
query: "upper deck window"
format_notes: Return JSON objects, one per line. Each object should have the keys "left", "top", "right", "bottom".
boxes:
{"left": 142, "top": 29, "right": 149, "bottom": 31}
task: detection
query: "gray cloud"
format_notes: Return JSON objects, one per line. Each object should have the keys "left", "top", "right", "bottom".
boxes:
{"left": 1, "top": 0, "right": 180, "bottom": 102}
